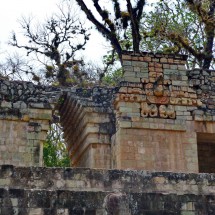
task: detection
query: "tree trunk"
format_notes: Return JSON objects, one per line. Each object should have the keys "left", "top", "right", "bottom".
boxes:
{"left": 202, "top": 1, "right": 215, "bottom": 69}
{"left": 126, "top": 0, "right": 141, "bottom": 53}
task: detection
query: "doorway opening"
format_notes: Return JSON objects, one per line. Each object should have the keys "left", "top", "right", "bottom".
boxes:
{"left": 197, "top": 133, "right": 215, "bottom": 173}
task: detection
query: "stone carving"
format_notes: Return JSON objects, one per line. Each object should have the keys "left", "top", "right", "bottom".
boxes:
{"left": 154, "top": 85, "right": 164, "bottom": 97}
{"left": 170, "top": 97, "right": 203, "bottom": 106}
{"left": 145, "top": 83, "right": 153, "bottom": 96}
{"left": 159, "top": 105, "right": 176, "bottom": 119}
{"left": 127, "top": 87, "right": 144, "bottom": 94}
{"left": 115, "top": 94, "right": 145, "bottom": 102}
{"left": 147, "top": 96, "right": 169, "bottom": 105}
{"left": 141, "top": 102, "right": 158, "bottom": 117}
{"left": 145, "top": 83, "right": 170, "bottom": 98}
{"left": 141, "top": 102, "right": 175, "bottom": 119}
{"left": 170, "top": 97, "right": 190, "bottom": 105}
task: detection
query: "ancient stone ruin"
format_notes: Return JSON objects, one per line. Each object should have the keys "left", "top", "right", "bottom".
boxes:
{"left": 1, "top": 52, "right": 215, "bottom": 214}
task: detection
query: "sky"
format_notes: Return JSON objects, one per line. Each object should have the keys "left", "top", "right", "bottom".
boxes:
{"left": 0, "top": 0, "right": 108, "bottom": 64}
{"left": 0, "top": 0, "right": 158, "bottom": 65}
{"left": 0, "top": 0, "right": 59, "bottom": 45}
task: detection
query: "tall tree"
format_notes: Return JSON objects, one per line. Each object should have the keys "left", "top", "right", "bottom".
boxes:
{"left": 10, "top": 1, "right": 90, "bottom": 86}
{"left": 185, "top": 0, "right": 215, "bottom": 69}
{"left": 74, "top": 0, "right": 145, "bottom": 59}
{"left": 141, "top": 0, "right": 215, "bottom": 69}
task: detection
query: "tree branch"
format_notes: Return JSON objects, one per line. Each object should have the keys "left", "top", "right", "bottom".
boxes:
{"left": 126, "top": 0, "right": 143, "bottom": 53}
{"left": 75, "top": 0, "right": 122, "bottom": 57}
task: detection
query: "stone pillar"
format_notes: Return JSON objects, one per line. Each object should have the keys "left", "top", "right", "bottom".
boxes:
{"left": 0, "top": 80, "right": 59, "bottom": 167}
{"left": 112, "top": 52, "right": 204, "bottom": 172}
{"left": 59, "top": 88, "right": 115, "bottom": 169}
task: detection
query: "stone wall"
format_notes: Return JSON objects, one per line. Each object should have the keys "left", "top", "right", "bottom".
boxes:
{"left": 59, "top": 87, "right": 116, "bottom": 168}
{"left": 0, "top": 80, "right": 61, "bottom": 166}
{"left": 1, "top": 53, "right": 215, "bottom": 214}
{"left": 0, "top": 78, "right": 117, "bottom": 169}
{"left": 112, "top": 52, "right": 215, "bottom": 173}
{"left": 1, "top": 52, "right": 215, "bottom": 172}
{"left": 1, "top": 165, "right": 215, "bottom": 214}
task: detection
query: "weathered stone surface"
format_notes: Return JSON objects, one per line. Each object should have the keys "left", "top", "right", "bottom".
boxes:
{"left": 2, "top": 51, "right": 215, "bottom": 173}
{"left": 0, "top": 165, "right": 215, "bottom": 214}
{"left": 2, "top": 52, "right": 215, "bottom": 214}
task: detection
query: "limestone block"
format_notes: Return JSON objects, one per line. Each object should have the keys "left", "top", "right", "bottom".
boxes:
{"left": 127, "top": 87, "right": 144, "bottom": 94}
{"left": 163, "top": 69, "right": 176, "bottom": 75}
{"left": 29, "top": 208, "right": 44, "bottom": 215}
{"left": 119, "top": 87, "right": 128, "bottom": 93}
{"left": 1, "top": 101, "right": 12, "bottom": 108}
{"left": 133, "top": 66, "right": 141, "bottom": 72}
{"left": 13, "top": 101, "right": 27, "bottom": 109}
{"left": 155, "top": 68, "right": 163, "bottom": 73}
{"left": 122, "top": 60, "right": 132, "bottom": 66}
{"left": 170, "top": 64, "right": 178, "bottom": 69}
{"left": 57, "top": 209, "right": 69, "bottom": 215}
{"left": 139, "top": 66, "right": 149, "bottom": 72}
{"left": 118, "top": 121, "right": 132, "bottom": 128}
{"left": 121, "top": 55, "right": 132, "bottom": 60}
{"left": 123, "top": 65, "right": 133, "bottom": 72}
{"left": 149, "top": 72, "right": 157, "bottom": 78}
{"left": 152, "top": 58, "right": 160, "bottom": 62}
{"left": 172, "top": 80, "right": 188, "bottom": 86}
{"left": 182, "top": 76, "right": 188, "bottom": 81}
{"left": 132, "top": 61, "right": 148, "bottom": 67}
{"left": 160, "top": 58, "right": 168, "bottom": 63}
{"left": 141, "top": 56, "right": 151, "bottom": 62}
{"left": 124, "top": 77, "right": 140, "bottom": 82}
{"left": 149, "top": 77, "right": 156, "bottom": 82}
{"left": 136, "top": 72, "right": 148, "bottom": 78}
{"left": 124, "top": 71, "right": 135, "bottom": 77}
{"left": 149, "top": 67, "right": 155, "bottom": 72}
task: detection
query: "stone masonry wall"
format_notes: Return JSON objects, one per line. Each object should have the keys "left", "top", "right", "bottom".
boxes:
{"left": 1, "top": 52, "right": 215, "bottom": 172}
{"left": 0, "top": 80, "right": 61, "bottom": 166}
{"left": 59, "top": 87, "right": 116, "bottom": 169}
{"left": 1, "top": 165, "right": 215, "bottom": 214}
{"left": 112, "top": 52, "right": 215, "bottom": 173}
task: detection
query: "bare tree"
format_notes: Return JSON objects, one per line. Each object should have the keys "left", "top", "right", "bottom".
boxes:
{"left": 10, "top": 1, "right": 90, "bottom": 86}
{"left": 0, "top": 53, "right": 39, "bottom": 81}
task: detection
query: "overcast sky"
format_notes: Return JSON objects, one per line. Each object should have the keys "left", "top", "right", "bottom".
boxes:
{"left": 0, "top": 0, "right": 157, "bottom": 64}
{"left": 0, "top": 0, "right": 108, "bottom": 64}
{"left": 0, "top": 0, "right": 59, "bottom": 44}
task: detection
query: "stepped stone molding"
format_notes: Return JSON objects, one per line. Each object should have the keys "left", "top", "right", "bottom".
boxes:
{"left": 59, "top": 87, "right": 116, "bottom": 168}
{"left": 0, "top": 165, "right": 215, "bottom": 214}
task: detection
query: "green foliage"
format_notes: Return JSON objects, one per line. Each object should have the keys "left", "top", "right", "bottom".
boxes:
{"left": 140, "top": 0, "right": 215, "bottom": 69}
{"left": 43, "top": 124, "right": 70, "bottom": 167}
{"left": 102, "top": 68, "right": 122, "bottom": 86}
